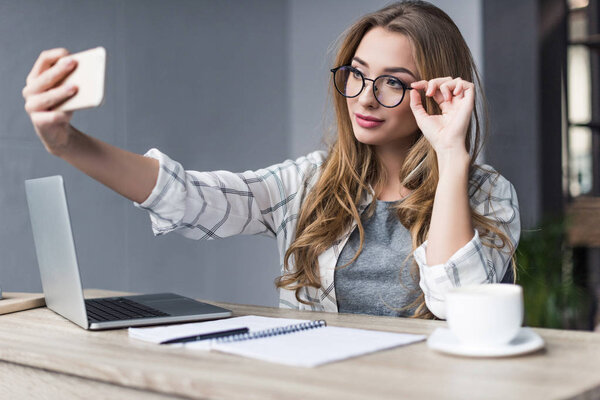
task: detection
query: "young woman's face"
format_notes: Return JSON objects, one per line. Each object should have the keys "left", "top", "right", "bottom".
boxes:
{"left": 346, "top": 27, "right": 419, "bottom": 148}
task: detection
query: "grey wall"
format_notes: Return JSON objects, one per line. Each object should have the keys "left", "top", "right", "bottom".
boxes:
{"left": 483, "top": 0, "right": 540, "bottom": 228}
{"left": 1, "top": 0, "right": 288, "bottom": 306}
{"left": 1, "top": 0, "right": 484, "bottom": 307}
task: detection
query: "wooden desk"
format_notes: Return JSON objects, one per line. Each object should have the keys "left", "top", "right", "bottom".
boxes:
{"left": 0, "top": 290, "right": 599, "bottom": 400}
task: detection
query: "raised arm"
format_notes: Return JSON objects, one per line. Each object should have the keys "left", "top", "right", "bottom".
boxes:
{"left": 409, "top": 77, "right": 476, "bottom": 264}
{"left": 22, "top": 48, "right": 158, "bottom": 203}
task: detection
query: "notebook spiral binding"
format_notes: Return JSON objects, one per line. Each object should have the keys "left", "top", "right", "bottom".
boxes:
{"left": 215, "top": 320, "right": 327, "bottom": 344}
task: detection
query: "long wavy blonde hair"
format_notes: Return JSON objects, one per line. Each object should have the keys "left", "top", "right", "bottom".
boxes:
{"left": 275, "top": 0, "right": 515, "bottom": 318}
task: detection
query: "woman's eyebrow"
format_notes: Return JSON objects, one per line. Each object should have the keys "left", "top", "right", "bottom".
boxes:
{"left": 352, "top": 56, "right": 417, "bottom": 79}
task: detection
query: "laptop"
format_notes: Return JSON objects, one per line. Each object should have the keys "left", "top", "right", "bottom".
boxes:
{"left": 25, "top": 175, "right": 232, "bottom": 330}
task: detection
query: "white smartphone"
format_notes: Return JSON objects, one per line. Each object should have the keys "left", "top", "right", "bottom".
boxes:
{"left": 55, "top": 46, "right": 106, "bottom": 112}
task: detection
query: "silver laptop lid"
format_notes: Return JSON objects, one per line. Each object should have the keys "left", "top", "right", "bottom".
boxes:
{"left": 25, "top": 175, "right": 89, "bottom": 329}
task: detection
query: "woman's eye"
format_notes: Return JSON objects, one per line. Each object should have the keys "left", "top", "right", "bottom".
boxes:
{"left": 385, "top": 78, "right": 403, "bottom": 89}
{"left": 351, "top": 69, "right": 362, "bottom": 79}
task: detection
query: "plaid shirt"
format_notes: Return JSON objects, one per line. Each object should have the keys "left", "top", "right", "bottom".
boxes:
{"left": 136, "top": 148, "right": 520, "bottom": 319}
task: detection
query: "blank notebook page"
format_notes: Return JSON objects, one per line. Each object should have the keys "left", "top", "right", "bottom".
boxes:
{"left": 208, "top": 325, "right": 424, "bottom": 367}
{"left": 129, "top": 315, "right": 425, "bottom": 367}
{"left": 185, "top": 316, "right": 426, "bottom": 367}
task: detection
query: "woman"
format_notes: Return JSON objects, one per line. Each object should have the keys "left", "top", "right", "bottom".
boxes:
{"left": 22, "top": 1, "right": 519, "bottom": 319}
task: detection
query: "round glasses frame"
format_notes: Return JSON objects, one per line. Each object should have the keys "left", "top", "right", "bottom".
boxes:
{"left": 330, "top": 65, "right": 413, "bottom": 108}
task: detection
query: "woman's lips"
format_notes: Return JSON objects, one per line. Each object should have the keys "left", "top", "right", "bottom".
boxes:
{"left": 355, "top": 113, "right": 384, "bottom": 128}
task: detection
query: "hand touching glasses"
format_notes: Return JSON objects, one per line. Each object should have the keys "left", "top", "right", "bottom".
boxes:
{"left": 409, "top": 77, "right": 475, "bottom": 160}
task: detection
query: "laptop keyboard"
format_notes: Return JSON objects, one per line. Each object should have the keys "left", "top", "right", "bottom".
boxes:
{"left": 85, "top": 297, "right": 170, "bottom": 322}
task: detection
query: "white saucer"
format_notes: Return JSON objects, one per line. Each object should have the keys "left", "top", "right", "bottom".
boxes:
{"left": 427, "top": 327, "right": 545, "bottom": 358}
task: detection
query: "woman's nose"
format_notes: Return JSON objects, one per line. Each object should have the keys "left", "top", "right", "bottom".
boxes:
{"left": 358, "top": 80, "right": 379, "bottom": 108}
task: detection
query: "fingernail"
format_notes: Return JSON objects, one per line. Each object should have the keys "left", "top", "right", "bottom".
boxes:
{"left": 67, "top": 85, "right": 77, "bottom": 94}
{"left": 62, "top": 58, "right": 75, "bottom": 68}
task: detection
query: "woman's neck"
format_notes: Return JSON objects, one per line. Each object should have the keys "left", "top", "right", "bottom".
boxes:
{"left": 374, "top": 140, "right": 414, "bottom": 202}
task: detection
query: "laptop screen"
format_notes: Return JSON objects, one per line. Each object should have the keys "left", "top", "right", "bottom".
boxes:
{"left": 25, "top": 175, "right": 89, "bottom": 329}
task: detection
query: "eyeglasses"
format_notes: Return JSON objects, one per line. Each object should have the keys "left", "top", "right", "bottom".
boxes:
{"left": 330, "top": 65, "right": 413, "bottom": 108}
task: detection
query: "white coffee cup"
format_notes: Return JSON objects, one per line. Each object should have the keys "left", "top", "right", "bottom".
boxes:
{"left": 445, "top": 284, "right": 524, "bottom": 347}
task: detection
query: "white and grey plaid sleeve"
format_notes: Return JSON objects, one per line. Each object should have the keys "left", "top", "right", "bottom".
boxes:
{"left": 413, "top": 165, "right": 521, "bottom": 319}
{"left": 135, "top": 148, "right": 325, "bottom": 240}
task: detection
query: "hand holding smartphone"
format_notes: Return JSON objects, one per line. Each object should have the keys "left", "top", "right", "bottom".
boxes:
{"left": 54, "top": 46, "right": 106, "bottom": 111}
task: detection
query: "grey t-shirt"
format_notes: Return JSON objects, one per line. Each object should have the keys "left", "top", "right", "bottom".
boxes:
{"left": 334, "top": 200, "right": 420, "bottom": 317}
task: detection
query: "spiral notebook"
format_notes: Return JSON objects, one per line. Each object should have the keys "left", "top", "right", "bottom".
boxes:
{"left": 129, "top": 315, "right": 426, "bottom": 367}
